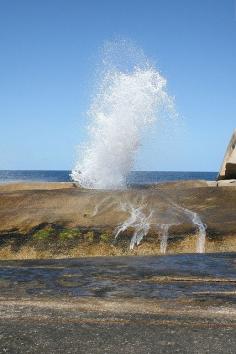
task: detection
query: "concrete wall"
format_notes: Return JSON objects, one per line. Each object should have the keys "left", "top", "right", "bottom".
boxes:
{"left": 218, "top": 129, "right": 236, "bottom": 180}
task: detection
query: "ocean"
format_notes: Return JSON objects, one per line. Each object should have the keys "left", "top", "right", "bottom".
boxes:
{"left": 0, "top": 170, "right": 218, "bottom": 185}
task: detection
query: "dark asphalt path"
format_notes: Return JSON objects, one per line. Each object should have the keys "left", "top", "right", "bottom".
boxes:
{"left": 0, "top": 253, "right": 236, "bottom": 353}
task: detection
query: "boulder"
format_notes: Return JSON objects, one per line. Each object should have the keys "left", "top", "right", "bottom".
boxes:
{"left": 218, "top": 129, "right": 236, "bottom": 180}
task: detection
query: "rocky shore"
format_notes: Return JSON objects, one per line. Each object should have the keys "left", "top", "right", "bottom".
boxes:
{"left": 0, "top": 180, "right": 236, "bottom": 259}
{"left": 1, "top": 183, "right": 236, "bottom": 353}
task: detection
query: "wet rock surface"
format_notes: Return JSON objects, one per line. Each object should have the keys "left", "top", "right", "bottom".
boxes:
{"left": 0, "top": 181, "right": 236, "bottom": 257}
{"left": 0, "top": 253, "right": 236, "bottom": 353}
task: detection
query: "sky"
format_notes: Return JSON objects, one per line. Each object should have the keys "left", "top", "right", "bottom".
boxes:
{"left": 0, "top": 0, "right": 235, "bottom": 171}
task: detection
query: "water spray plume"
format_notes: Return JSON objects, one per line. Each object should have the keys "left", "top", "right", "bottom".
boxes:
{"left": 71, "top": 40, "right": 175, "bottom": 189}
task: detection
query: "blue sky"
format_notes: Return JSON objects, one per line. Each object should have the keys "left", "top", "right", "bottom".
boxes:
{"left": 0, "top": 0, "right": 235, "bottom": 171}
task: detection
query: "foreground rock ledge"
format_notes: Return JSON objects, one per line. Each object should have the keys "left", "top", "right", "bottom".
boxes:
{"left": 0, "top": 254, "right": 236, "bottom": 353}
{"left": 0, "top": 180, "right": 236, "bottom": 259}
